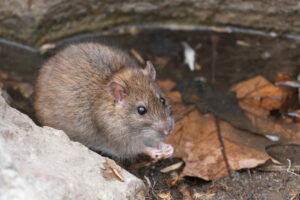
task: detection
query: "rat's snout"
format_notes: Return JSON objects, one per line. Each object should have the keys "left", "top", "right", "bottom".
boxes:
{"left": 154, "top": 117, "right": 175, "bottom": 136}
{"left": 162, "top": 128, "right": 171, "bottom": 136}
{"left": 161, "top": 117, "right": 175, "bottom": 136}
{"left": 157, "top": 125, "right": 172, "bottom": 136}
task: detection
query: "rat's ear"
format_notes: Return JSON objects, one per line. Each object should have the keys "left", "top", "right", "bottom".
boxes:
{"left": 108, "top": 81, "right": 126, "bottom": 103}
{"left": 143, "top": 61, "right": 156, "bottom": 80}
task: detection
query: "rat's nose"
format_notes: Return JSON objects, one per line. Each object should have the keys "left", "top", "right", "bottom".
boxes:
{"left": 162, "top": 128, "right": 171, "bottom": 136}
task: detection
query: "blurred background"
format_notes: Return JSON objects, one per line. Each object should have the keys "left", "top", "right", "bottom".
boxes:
{"left": 1, "top": 0, "right": 300, "bottom": 117}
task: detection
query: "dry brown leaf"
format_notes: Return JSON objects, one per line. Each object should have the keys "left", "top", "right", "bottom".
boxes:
{"left": 220, "top": 183, "right": 229, "bottom": 191}
{"left": 274, "top": 71, "right": 300, "bottom": 114}
{"left": 229, "top": 75, "right": 300, "bottom": 142}
{"left": 192, "top": 191, "right": 217, "bottom": 200}
{"left": 167, "top": 110, "right": 229, "bottom": 180}
{"left": 178, "top": 187, "right": 193, "bottom": 200}
{"left": 102, "top": 163, "right": 116, "bottom": 181}
{"left": 195, "top": 62, "right": 202, "bottom": 71}
{"left": 117, "top": 27, "right": 140, "bottom": 35}
{"left": 166, "top": 172, "right": 180, "bottom": 187}
{"left": 158, "top": 79, "right": 285, "bottom": 180}
{"left": 192, "top": 191, "right": 216, "bottom": 200}
{"left": 128, "top": 161, "right": 153, "bottom": 169}
{"left": 293, "top": 110, "right": 300, "bottom": 122}
{"left": 204, "top": 191, "right": 217, "bottom": 199}
{"left": 239, "top": 101, "right": 300, "bottom": 144}
{"left": 231, "top": 75, "right": 286, "bottom": 111}
{"left": 219, "top": 120, "right": 276, "bottom": 170}
{"left": 157, "top": 80, "right": 176, "bottom": 92}
{"left": 275, "top": 71, "right": 292, "bottom": 82}
{"left": 102, "top": 158, "right": 124, "bottom": 182}
{"left": 0, "top": 70, "right": 8, "bottom": 80}
{"left": 236, "top": 40, "right": 251, "bottom": 47}
{"left": 154, "top": 56, "right": 168, "bottom": 67}
{"left": 166, "top": 107, "right": 276, "bottom": 180}
{"left": 160, "top": 161, "right": 183, "bottom": 173}
{"left": 130, "top": 48, "right": 145, "bottom": 64}
{"left": 39, "top": 43, "right": 56, "bottom": 54}
{"left": 192, "top": 192, "right": 205, "bottom": 200}
{"left": 158, "top": 192, "right": 171, "bottom": 200}
{"left": 102, "top": 169, "right": 117, "bottom": 181}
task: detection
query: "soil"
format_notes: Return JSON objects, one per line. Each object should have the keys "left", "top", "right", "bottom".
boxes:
{"left": 1, "top": 27, "right": 300, "bottom": 199}
{"left": 132, "top": 158, "right": 300, "bottom": 200}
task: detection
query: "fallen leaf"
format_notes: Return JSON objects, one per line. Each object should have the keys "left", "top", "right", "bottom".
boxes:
{"left": 117, "top": 27, "right": 140, "bottom": 35}
{"left": 166, "top": 108, "right": 275, "bottom": 180}
{"left": 102, "top": 158, "right": 124, "bottom": 182}
{"left": 192, "top": 192, "right": 206, "bottom": 200}
{"left": 154, "top": 56, "right": 168, "bottom": 68}
{"left": 274, "top": 71, "right": 300, "bottom": 113}
{"left": 166, "top": 172, "right": 180, "bottom": 187}
{"left": 130, "top": 48, "right": 145, "bottom": 64}
{"left": 102, "top": 168, "right": 118, "bottom": 181}
{"left": 236, "top": 40, "right": 251, "bottom": 47}
{"left": 143, "top": 176, "right": 152, "bottom": 188}
{"left": 158, "top": 78, "right": 300, "bottom": 181}
{"left": 192, "top": 191, "right": 216, "bottom": 200}
{"left": 160, "top": 161, "right": 183, "bottom": 173}
{"left": 289, "top": 189, "right": 299, "bottom": 200}
{"left": 128, "top": 161, "right": 152, "bottom": 170}
{"left": 219, "top": 120, "right": 275, "bottom": 170}
{"left": 238, "top": 101, "right": 300, "bottom": 143}
{"left": 158, "top": 192, "right": 171, "bottom": 200}
{"left": 178, "top": 186, "right": 193, "bottom": 200}
{"left": 289, "top": 110, "right": 300, "bottom": 122}
{"left": 194, "top": 62, "right": 202, "bottom": 71}
{"left": 275, "top": 71, "right": 292, "bottom": 82}
{"left": 39, "top": 43, "right": 56, "bottom": 54}
{"left": 220, "top": 183, "right": 229, "bottom": 191}
{"left": 204, "top": 191, "right": 217, "bottom": 199}
{"left": 0, "top": 70, "right": 8, "bottom": 80}
{"left": 231, "top": 75, "right": 286, "bottom": 111}
{"left": 167, "top": 109, "right": 229, "bottom": 180}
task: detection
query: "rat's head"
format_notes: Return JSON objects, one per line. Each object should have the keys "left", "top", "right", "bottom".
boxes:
{"left": 107, "top": 61, "right": 174, "bottom": 146}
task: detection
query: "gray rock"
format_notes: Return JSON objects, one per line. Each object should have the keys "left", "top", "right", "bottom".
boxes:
{"left": 0, "top": 91, "right": 145, "bottom": 200}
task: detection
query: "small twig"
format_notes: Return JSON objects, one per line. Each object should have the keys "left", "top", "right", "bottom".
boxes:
{"left": 211, "top": 35, "right": 219, "bottom": 84}
{"left": 287, "top": 159, "right": 300, "bottom": 177}
{"left": 144, "top": 175, "right": 152, "bottom": 188}
{"left": 247, "top": 169, "right": 252, "bottom": 178}
{"left": 214, "top": 116, "right": 231, "bottom": 178}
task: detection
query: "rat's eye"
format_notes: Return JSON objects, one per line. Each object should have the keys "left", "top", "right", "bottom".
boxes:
{"left": 137, "top": 106, "right": 147, "bottom": 115}
{"left": 160, "top": 97, "right": 166, "bottom": 105}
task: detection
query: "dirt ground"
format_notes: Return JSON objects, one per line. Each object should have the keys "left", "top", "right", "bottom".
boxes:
{"left": 1, "top": 28, "right": 300, "bottom": 199}
{"left": 131, "top": 158, "right": 300, "bottom": 200}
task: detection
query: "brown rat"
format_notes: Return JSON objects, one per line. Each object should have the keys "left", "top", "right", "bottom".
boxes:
{"left": 34, "top": 42, "right": 174, "bottom": 160}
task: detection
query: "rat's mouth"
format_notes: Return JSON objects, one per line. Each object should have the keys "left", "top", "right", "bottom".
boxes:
{"left": 141, "top": 128, "right": 166, "bottom": 147}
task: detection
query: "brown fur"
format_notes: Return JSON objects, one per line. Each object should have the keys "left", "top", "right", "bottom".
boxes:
{"left": 34, "top": 43, "right": 174, "bottom": 159}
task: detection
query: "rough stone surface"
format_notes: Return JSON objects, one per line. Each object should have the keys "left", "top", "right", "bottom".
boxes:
{"left": 1, "top": 0, "right": 300, "bottom": 46}
{"left": 0, "top": 91, "right": 145, "bottom": 200}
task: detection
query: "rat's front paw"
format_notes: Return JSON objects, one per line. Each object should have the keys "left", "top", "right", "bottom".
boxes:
{"left": 145, "top": 143, "right": 174, "bottom": 160}
{"left": 161, "top": 144, "right": 174, "bottom": 158}
{"left": 145, "top": 147, "right": 163, "bottom": 160}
